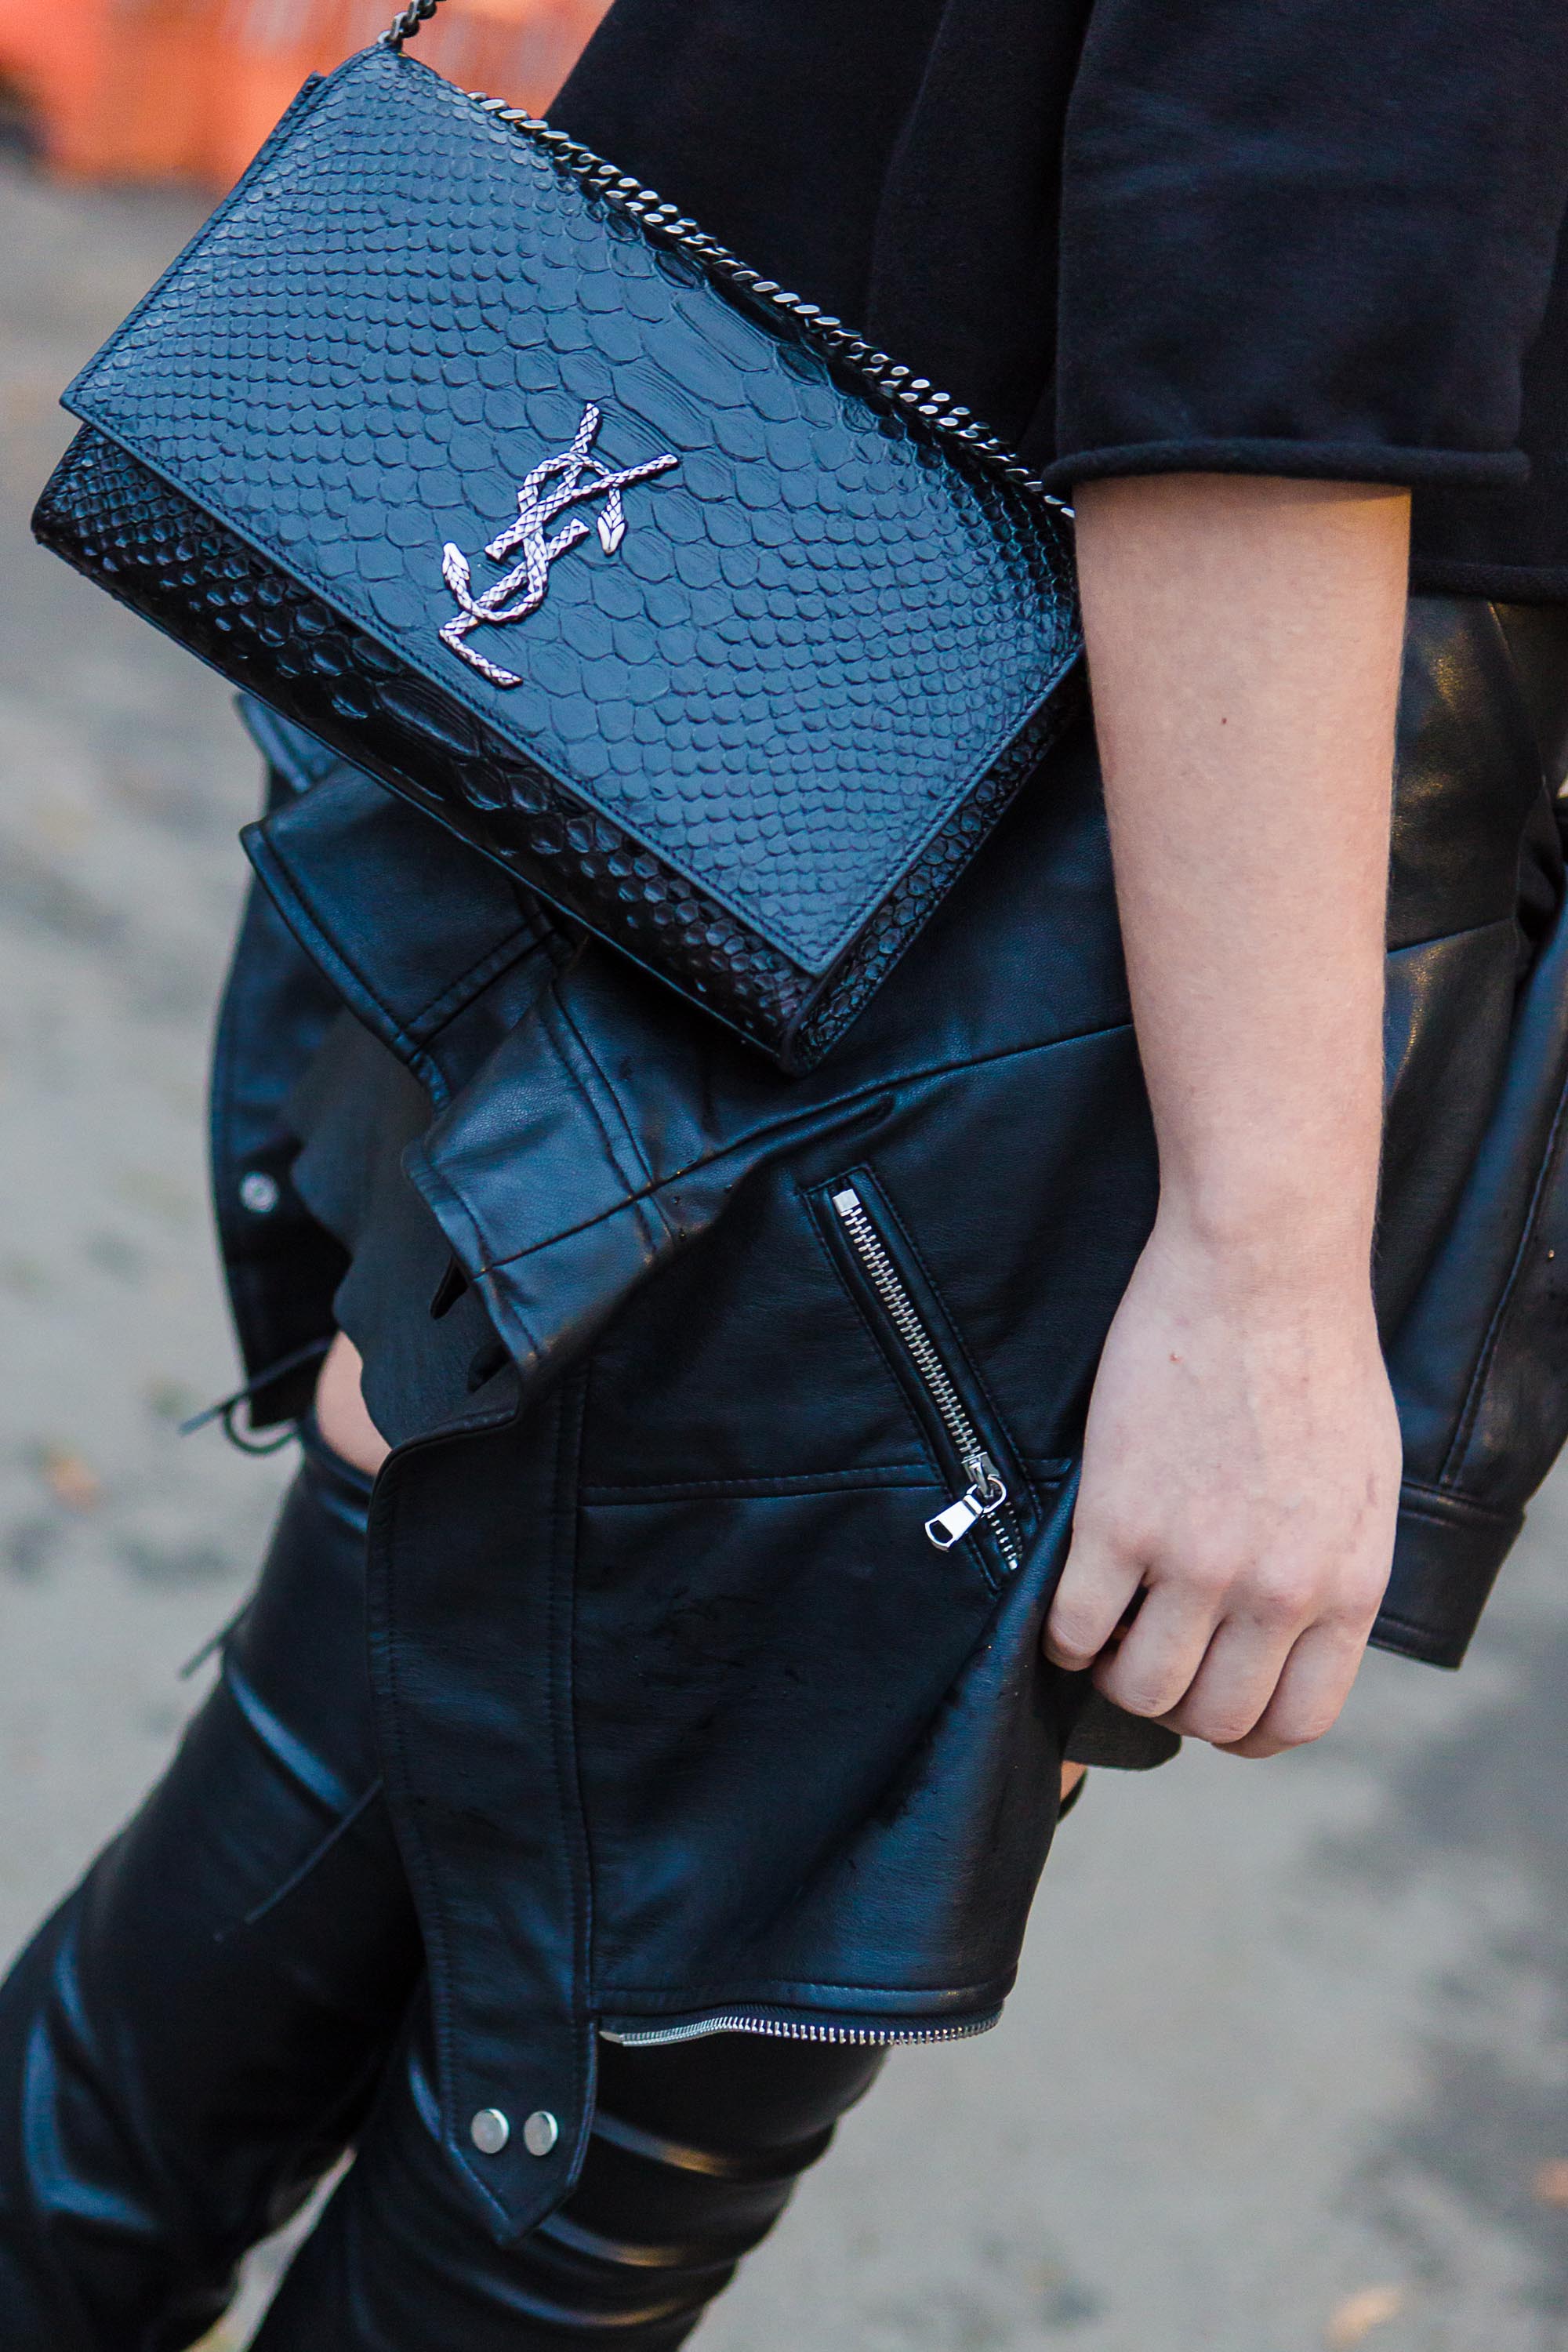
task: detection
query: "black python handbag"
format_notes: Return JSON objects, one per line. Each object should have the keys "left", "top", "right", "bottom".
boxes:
{"left": 33, "top": 1, "right": 1081, "bottom": 1071}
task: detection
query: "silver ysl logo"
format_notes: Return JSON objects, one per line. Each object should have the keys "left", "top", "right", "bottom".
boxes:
{"left": 439, "top": 403, "right": 679, "bottom": 688}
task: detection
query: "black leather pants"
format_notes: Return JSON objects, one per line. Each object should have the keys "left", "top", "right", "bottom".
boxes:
{"left": 0, "top": 1429, "right": 884, "bottom": 2351}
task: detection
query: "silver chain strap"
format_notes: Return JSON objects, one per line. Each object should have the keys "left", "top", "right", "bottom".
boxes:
{"left": 380, "top": 0, "right": 443, "bottom": 49}
{"left": 470, "top": 96, "right": 1062, "bottom": 505}
{"left": 373, "top": 19, "right": 1063, "bottom": 506}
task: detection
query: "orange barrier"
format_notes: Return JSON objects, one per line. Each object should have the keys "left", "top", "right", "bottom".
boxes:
{"left": 0, "top": 0, "right": 608, "bottom": 187}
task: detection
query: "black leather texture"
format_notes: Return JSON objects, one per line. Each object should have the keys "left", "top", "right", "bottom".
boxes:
{"left": 31, "top": 44, "right": 1080, "bottom": 1070}
{"left": 180, "top": 597, "right": 1568, "bottom": 2242}
{"left": 0, "top": 1431, "right": 881, "bottom": 2347}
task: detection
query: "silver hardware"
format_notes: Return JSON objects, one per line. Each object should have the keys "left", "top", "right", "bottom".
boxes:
{"left": 925, "top": 1456, "right": 1010, "bottom": 1550}
{"left": 523, "top": 2110, "right": 560, "bottom": 2157}
{"left": 603, "top": 2009, "right": 1002, "bottom": 2049}
{"left": 379, "top": 0, "right": 441, "bottom": 48}
{"left": 829, "top": 1186, "right": 1020, "bottom": 1572}
{"left": 438, "top": 402, "right": 677, "bottom": 688}
{"left": 238, "top": 1171, "right": 280, "bottom": 1216}
{"left": 383, "top": 30, "right": 1069, "bottom": 511}
{"left": 470, "top": 2107, "right": 510, "bottom": 2154}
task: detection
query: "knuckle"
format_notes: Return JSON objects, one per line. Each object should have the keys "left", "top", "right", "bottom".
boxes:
{"left": 1051, "top": 1583, "right": 1107, "bottom": 1632}
{"left": 1071, "top": 1509, "right": 1151, "bottom": 1574}
{"left": 1046, "top": 1634, "right": 1101, "bottom": 1670}
{"left": 1281, "top": 1698, "right": 1345, "bottom": 1748}
{"left": 1102, "top": 1668, "right": 1180, "bottom": 1721}
{"left": 1245, "top": 1569, "right": 1319, "bottom": 1629}
{"left": 1324, "top": 1577, "right": 1388, "bottom": 1633}
{"left": 1185, "top": 1700, "right": 1265, "bottom": 1748}
{"left": 1259, "top": 1726, "right": 1316, "bottom": 1755}
{"left": 1162, "top": 1549, "right": 1236, "bottom": 1606}
{"left": 1244, "top": 1702, "right": 1338, "bottom": 1754}
{"left": 1047, "top": 1565, "right": 1138, "bottom": 1665}
{"left": 1046, "top": 1599, "right": 1109, "bottom": 1659}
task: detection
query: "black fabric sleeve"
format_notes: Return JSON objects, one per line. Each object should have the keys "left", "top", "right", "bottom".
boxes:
{"left": 1043, "top": 0, "right": 1568, "bottom": 496}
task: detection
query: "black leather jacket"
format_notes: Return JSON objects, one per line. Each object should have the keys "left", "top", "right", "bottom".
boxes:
{"left": 208, "top": 595, "right": 1568, "bottom": 2242}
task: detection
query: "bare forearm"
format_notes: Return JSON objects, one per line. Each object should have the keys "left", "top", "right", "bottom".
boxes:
{"left": 1076, "top": 474, "right": 1408, "bottom": 1271}
{"left": 1044, "top": 476, "right": 1409, "bottom": 1758}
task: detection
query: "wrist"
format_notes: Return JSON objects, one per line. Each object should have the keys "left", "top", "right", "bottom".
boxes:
{"left": 1150, "top": 1181, "right": 1377, "bottom": 1301}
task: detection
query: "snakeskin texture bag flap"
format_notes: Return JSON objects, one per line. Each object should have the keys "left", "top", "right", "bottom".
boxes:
{"left": 32, "top": 3, "right": 1081, "bottom": 1071}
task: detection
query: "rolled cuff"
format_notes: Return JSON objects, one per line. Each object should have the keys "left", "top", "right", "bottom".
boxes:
{"left": 1041, "top": 437, "right": 1531, "bottom": 499}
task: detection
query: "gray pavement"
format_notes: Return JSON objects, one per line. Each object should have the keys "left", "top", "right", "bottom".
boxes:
{"left": 2, "top": 154, "right": 1568, "bottom": 2352}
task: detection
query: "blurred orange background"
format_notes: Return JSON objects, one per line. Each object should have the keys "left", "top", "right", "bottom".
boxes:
{"left": 0, "top": 0, "right": 608, "bottom": 187}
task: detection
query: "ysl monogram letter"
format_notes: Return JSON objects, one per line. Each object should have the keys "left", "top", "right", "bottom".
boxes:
{"left": 438, "top": 403, "right": 679, "bottom": 688}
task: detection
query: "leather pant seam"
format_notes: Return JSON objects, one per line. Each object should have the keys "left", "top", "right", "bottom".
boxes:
{"left": 218, "top": 1651, "right": 364, "bottom": 1820}
{"left": 223, "top": 1780, "right": 387, "bottom": 1940}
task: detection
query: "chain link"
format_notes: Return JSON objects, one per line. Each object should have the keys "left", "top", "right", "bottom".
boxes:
{"left": 464, "top": 96, "right": 1062, "bottom": 505}
{"left": 366, "top": 33, "right": 1065, "bottom": 508}
{"left": 379, "top": 0, "right": 443, "bottom": 50}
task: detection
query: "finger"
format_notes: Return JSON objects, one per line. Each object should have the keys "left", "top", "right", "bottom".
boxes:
{"left": 1158, "top": 1611, "right": 1305, "bottom": 1748}
{"left": 1090, "top": 1580, "right": 1229, "bottom": 1720}
{"left": 1217, "top": 1617, "right": 1374, "bottom": 1759}
{"left": 1043, "top": 1530, "right": 1145, "bottom": 1669}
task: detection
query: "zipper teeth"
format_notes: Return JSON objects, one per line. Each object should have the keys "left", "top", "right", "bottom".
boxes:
{"left": 837, "top": 1201, "right": 975, "bottom": 1443}
{"left": 604, "top": 2011, "right": 1002, "bottom": 2049}
{"left": 833, "top": 1192, "right": 1021, "bottom": 1573}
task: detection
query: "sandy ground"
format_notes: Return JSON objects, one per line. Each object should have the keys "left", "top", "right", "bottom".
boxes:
{"left": 3, "top": 153, "right": 1568, "bottom": 2352}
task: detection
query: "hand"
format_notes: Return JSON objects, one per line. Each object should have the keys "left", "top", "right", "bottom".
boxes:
{"left": 1043, "top": 1217, "right": 1402, "bottom": 1758}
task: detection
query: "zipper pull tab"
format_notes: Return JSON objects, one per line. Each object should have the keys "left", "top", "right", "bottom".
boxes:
{"left": 924, "top": 1453, "right": 1009, "bottom": 1550}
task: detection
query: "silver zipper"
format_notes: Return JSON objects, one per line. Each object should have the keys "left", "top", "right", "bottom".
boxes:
{"left": 830, "top": 1186, "right": 1020, "bottom": 1573}
{"left": 601, "top": 2009, "right": 1002, "bottom": 2049}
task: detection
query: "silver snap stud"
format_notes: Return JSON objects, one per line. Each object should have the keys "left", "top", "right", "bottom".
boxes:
{"left": 523, "top": 2110, "right": 560, "bottom": 2158}
{"left": 470, "top": 2107, "right": 510, "bottom": 2156}
{"left": 239, "top": 1171, "right": 281, "bottom": 1216}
